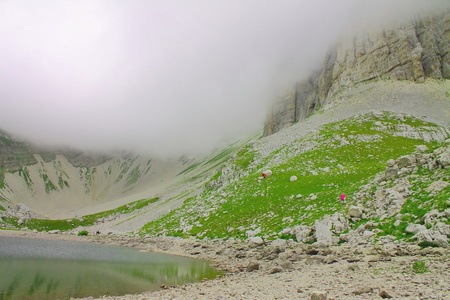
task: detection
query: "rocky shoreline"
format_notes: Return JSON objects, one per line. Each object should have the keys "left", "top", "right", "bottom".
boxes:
{"left": 1, "top": 230, "right": 449, "bottom": 299}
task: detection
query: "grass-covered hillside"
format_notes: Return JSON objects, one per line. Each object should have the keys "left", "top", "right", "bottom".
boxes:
{"left": 141, "top": 112, "right": 449, "bottom": 246}
{"left": 1, "top": 110, "right": 448, "bottom": 249}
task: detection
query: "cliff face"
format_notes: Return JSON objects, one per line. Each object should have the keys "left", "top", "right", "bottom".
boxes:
{"left": 264, "top": 12, "right": 450, "bottom": 136}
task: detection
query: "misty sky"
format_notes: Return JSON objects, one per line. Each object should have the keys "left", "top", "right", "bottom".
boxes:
{"left": 0, "top": 1, "right": 448, "bottom": 156}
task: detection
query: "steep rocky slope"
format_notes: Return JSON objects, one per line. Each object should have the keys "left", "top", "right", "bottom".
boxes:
{"left": 264, "top": 12, "right": 450, "bottom": 136}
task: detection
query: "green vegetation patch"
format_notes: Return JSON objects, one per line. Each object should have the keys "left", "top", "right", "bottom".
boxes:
{"left": 412, "top": 261, "right": 428, "bottom": 273}
{"left": 125, "top": 166, "right": 141, "bottom": 187}
{"left": 4, "top": 197, "right": 159, "bottom": 232}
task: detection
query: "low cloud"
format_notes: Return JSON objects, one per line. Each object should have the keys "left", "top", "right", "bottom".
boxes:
{"left": 0, "top": 0, "right": 448, "bottom": 156}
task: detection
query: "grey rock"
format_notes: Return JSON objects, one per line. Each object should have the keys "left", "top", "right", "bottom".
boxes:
{"left": 246, "top": 261, "right": 260, "bottom": 272}
{"left": 396, "top": 155, "right": 416, "bottom": 168}
{"left": 416, "top": 145, "right": 428, "bottom": 154}
{"left": 246, "top": 228, "right": 261, "bottom": 238}
{"left": 353, "top": 286, "right": 373, "bottom": 295}
{"left": 270, "top": 239, "right": 287, "bottom": 252}
{"left": 385, "top": 165, "right": 399, "bottom": 179}
{"left": 292, "top": 225, "right": 313, "bottom": 243}
{"left": 379, "top": 289, "right": 394, "bottom": 298}
{"left": 323, "top": 255, "right": 338, "bottom": 264}
{"left": 436, "top": 146, "right": 450, "bottom": 167}
{"left": 314, "top": 218, "right": 333, "bottom": 246}
{"left": 426, "top": 180, "right": 450, "bottom": 193}
{"left": 310, "top": 291, "right": 327, "bottom": 300}
{"left": 247, "top": 237, "right": 264, "bottom": 247}
{"left": 268, "top": 266, "right": 283, "bottom": 274}
{"left": 386, "top": 159, "right": 396, "bottom": 167}
{"left": 348, "top": 206, "right": 363, "bottom": 218}
{"left": 405, "top": 224, "right": 427, "bottom": 234}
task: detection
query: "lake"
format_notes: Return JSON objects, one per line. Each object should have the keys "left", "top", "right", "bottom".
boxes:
{"left": 0, "top": 237, "right": 221, "bottom": 300}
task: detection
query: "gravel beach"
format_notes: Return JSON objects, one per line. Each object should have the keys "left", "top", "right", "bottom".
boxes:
{"left": 1, "top": 230, "right": 448, "bottom": 300}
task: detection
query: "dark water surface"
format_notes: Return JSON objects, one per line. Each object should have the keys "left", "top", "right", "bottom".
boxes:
{"left": 0, "top": 237, "right": 221, "bottom": 300}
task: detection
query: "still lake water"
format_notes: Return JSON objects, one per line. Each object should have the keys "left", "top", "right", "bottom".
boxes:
{"left": 0, "top": 237, "right": 221, "bottom": 300}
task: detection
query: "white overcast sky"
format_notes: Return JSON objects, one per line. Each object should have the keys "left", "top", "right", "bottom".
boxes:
{"left": 0, "top": 0, "right": 448, "bottom": 156}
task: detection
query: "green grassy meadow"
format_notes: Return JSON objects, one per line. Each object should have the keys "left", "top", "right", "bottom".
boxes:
{"left": 141, "top": 112, "right": 448, "bottom": 240}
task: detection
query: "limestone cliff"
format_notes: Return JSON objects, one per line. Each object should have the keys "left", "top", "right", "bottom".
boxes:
{"left": 264, "top": 12, "right": 450, "bottom": 136}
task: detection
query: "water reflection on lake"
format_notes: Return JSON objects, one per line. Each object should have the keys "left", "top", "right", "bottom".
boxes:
{"left": 0, "top": 237, "right": 221, "bottom": 300}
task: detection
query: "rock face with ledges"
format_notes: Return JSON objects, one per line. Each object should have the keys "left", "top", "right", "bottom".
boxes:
{"left": 264, "top": 12, "right": 450, "bottom": 136}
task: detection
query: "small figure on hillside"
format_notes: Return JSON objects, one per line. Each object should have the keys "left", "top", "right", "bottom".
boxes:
{"left": 340, "top": 194, "right": 345, "bottom": 204}
{"left": 261, "top": 170, "right": 272, "bottom": 178}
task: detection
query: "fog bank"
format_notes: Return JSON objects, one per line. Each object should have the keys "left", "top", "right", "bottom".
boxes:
{"left": 0, "top": 0, "right": 448, "bottom": 156}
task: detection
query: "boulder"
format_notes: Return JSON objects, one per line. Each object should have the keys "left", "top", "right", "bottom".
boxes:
{"left": 386, "top": 159, "right": 396, "bottom": 167}
{"left": 379, "top": 289, "right": 394, "bottom": 298}
{"left": 405, "top": 224, "right": 427, "bottom": 234}
{"left": 247, "top": 237, "right": 264, "bottom": 247}
{"left": 310, "top": 291, "right": 327, "bottom": 300}
{"left": 293, "top": 225, "right": 313, "bottom": 243}
{"left": 415, "top": 145, "right": 428, "bottom": 154}
{"left": 246, "top": 261, "right": 260, "bottom": 272}
{"left": 268, "top": 266, "right": 283, "bottom": 274}
{"left": 385, "top": 165, "right": 399, "bottom": 179}
{"left": 436, "top": 146, "right": 450, "bottom": 167}
{"left": 396, "top": 155, "right": 416, "bottom": 168}
{"left": 314, "top": 218, "right": 333, "bottom": 246}
{"left": 290, "top": 176, "right": 298, "bottom": 182}
{"left": 348, "top": 206, "right": 363, "bottom": 218}
{"left": 246, "top": 227, "right": 261, "bottom": 238}
{"left": 270, "top": 239, "right": 287, "bottom": 252}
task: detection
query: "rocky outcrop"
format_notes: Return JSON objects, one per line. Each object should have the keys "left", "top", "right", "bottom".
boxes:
{"left": 264, "top": 12, "right": 450, "bottom": 136}
{"left": 273, "top": 139, "right": 450, "bottom": 248}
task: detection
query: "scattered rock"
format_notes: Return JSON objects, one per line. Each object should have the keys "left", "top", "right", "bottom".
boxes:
{"left": 379, "top": 289, "right": 394, "bottom": 298}
{"left": 348, "top": 206, "right": 363, "bottom": 218}
{"left": 415, "top": 145, "right": 428, "bottom": 154}
{"left": 247, "top": 237, "right": 264, "bottom": 247}
{"left": 268, "top": 266, "right": 283, "bottom": 274}
{"left": 246, "top": 261, "right": 260, "bottom": 272}
{"left": 353, "top": 286, "right": 373, "bottom": 295}
{"left": 310, "top": 291, "right": 327, "bottom": 300}
{"left": 396, "top": 155, "right": 416, "bottom": 168}
{"left": 323, "top": 255, "right": 338, "bottom": 264}
{"left": 290, "top": 176, "right": 298, "bottom": 182}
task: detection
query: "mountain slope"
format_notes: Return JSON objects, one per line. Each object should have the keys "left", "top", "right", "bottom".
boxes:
{"left": 141, "top": 108, "right": 449, "bottom": 243}
{"left": 0, "top": 131, "right": 201, "bottom": 219}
